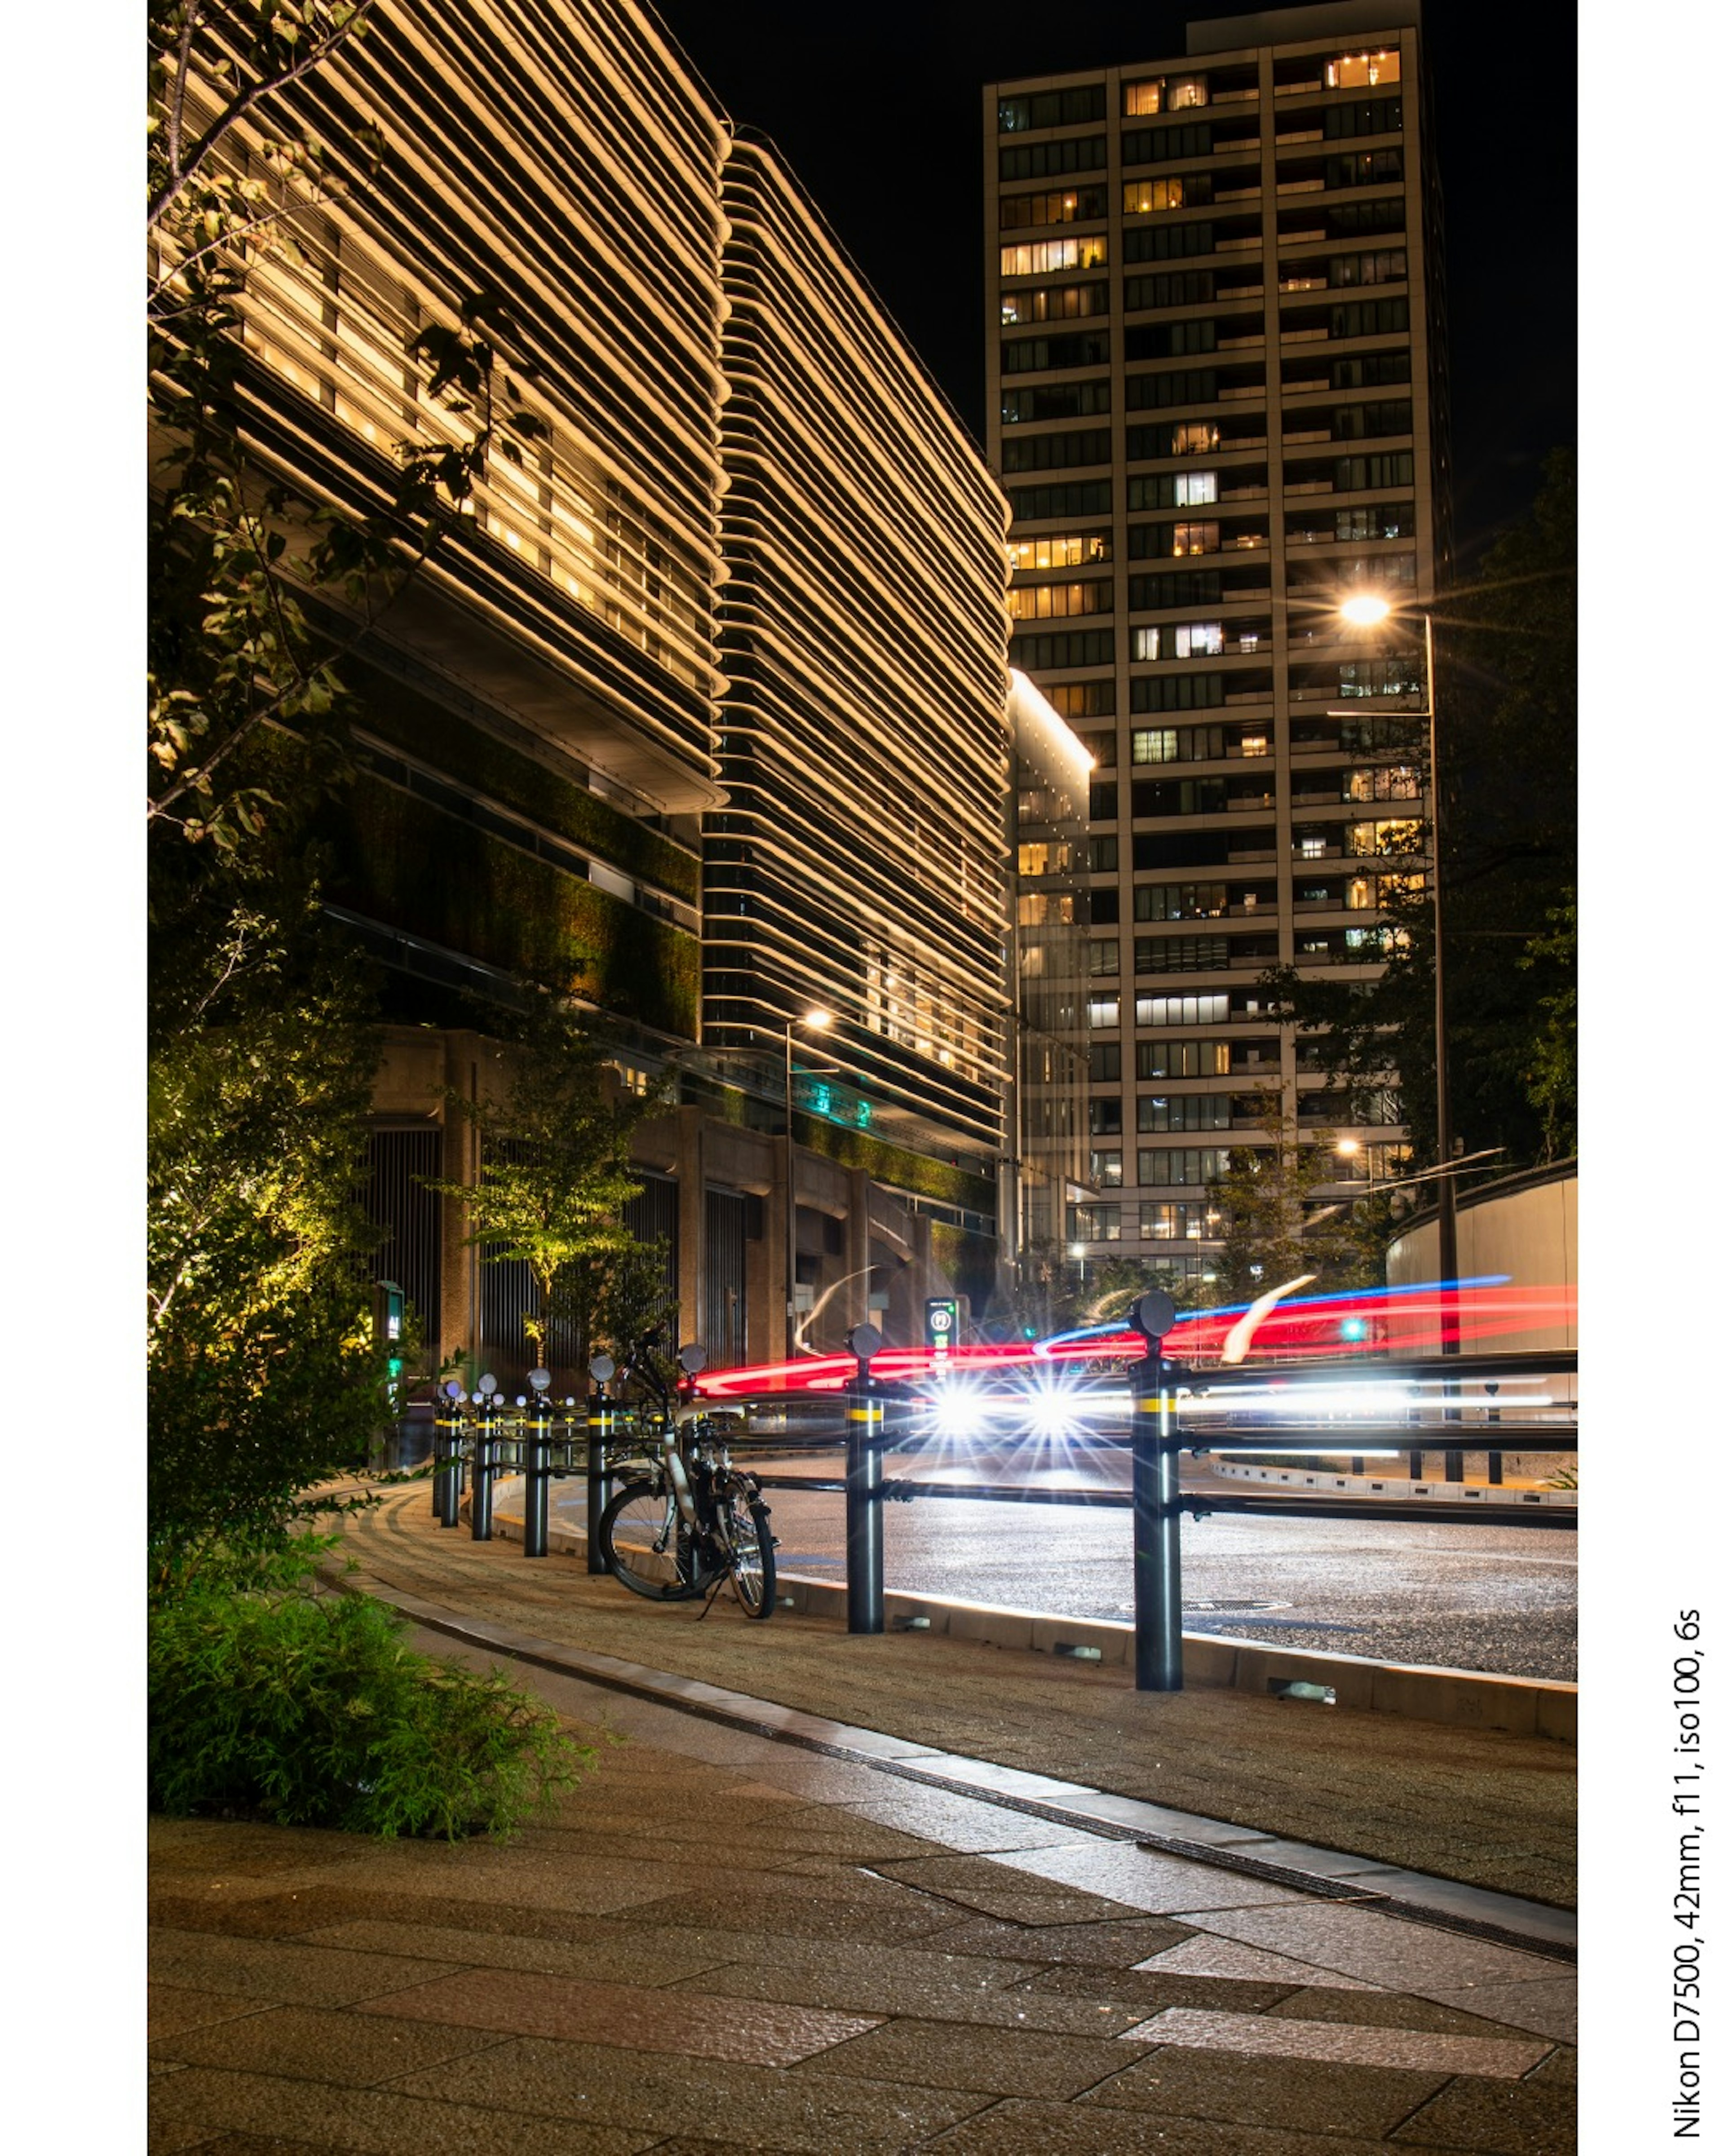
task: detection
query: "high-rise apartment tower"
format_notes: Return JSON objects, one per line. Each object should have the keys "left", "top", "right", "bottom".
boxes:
{"left": 986, "top": 0, "right": 1449, "bottom": 1288}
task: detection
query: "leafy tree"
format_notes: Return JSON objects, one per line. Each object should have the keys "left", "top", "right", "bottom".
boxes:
{"left": 147, "top": 896, "right": 389, "bottom": 1593}
{"left": 1521, "top": 894, "right": 1577, "bottom": 1160}
{"left": 1261, "top": 451, "right": 1577, "bottom": 1177}
{"left": 433, "top": 999, "right": 669, "bottom": 1384}
{"left": 1208, "top": 1090, "right": 1393, "bottom": 1304}
{"left": 147, "top": 3, "right": 563, "bottom": 1579}
{"left": 148, "top": 0, "right": 547, "bottom": 853}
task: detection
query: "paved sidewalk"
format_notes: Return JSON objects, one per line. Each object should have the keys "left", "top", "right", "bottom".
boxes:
{"left": 149, "top": 1491, "right": 1579, "bottom": 2152}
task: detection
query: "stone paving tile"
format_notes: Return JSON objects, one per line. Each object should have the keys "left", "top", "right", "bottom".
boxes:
{"left": 1391, "top": 2074, "right": 1579, "bottom": 2153}
{"left": 914, "top": 1911, "right": 1197, "bottom": 1968}
{"left": 358, "top": 1965, "right": 880, "bottom": 2065}
{"left": 673, "top": 1937, "right": 1160, "bottom": 2035}
{"left": 149, "top": 1985, "right": 273, "bottom": 2041}
{"left": 1135, "top": 1934, "right": 1388, "bottom": 1989}
{"left": 867, "top": 1852, "right": 1160, "bottom": 1927}
{"left": 916, "top": 2094, "right": 1477, "bottom": 2153}
{"left": 174, "top": 2134, "right": 351, "bottom": 2153}
{"left": 150, "top": 2001, "right": 514, "bottom": 2086}
{"left": 798, "top": 2015, "right": 1146, "bottom": 2100}
{"left": 1112, "top": 2006, "right": 1551, "bottom": 2081}
{"left": 388, "top": 2033, "right": 991, "bottom": 2151}
{"left": 1413, "top": 1980, "right": 1577, "bottom": 2046}
{"left": 1081, "top": 2045, "right": 1451, "bottom": 2137}
{"left": 149, "top": 1820, "right": 374, "bottom": 1882}
{"left": 1187, "top": 1903, "right": 1574, "bottom": 1992}
{"left": 623, "top": 1882, "right": 973, "bottom": 1948}
{"left": 1016, "top": 1964, "right": 1307, "bottom": 2018}
{"left": 149, "top": 1930, "right": 468, "bottom": 2009}
{"left": 837, "top": 1788, "right": 1096, "bottom": 1853}
{"left": 1527, "top": 2044, "right": 1576, "bottom": 2085}
{"left": 296, "top": 1916, "right": 735, "bottom": 1988}
{"left": 146, "top": 2065, "right": 655, "bottom": 2154}
{"left": 987, "top": 1838, "right": 1317, "bottom": 1915}
{"left": 1271, "top": 1987, "right": 1539, "bottom": 2040}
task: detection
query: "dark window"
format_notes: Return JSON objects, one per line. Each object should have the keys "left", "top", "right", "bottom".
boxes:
{"left": 1130, "top": 674, "right": 1229, "bottom": 713}
{"left": 1122, "top": 220, "right": 1216, "bottom": 263}
{"left": 1121, "top": 121, "right": 1213, "bottom": 163}
{"left": 1003, "top": 330, "right": 1111, "bottom": 373}
{"left": 1125, "top": 368, "right": 1221, "bottom": 409}
{"left": 1000, "top": 85, "right": 1108, "bottom": 133}
{"left": 1000, "top": 136, "right": 1108, "bottom": 181}
{"left": 1013, "top": 628, "right": 1116, "bottom": 671}
{"left": 1000, "top": 427, "right": 1113, "bottom": 473}
{"left": 1001, "top": 379, "right": 1111, "bottom": 424}
{"left": 1008, "top": 479, "right": 1113, "bottom": 521}
{"left": 1323, "top": 96, "right": 1402, "bottom": 140}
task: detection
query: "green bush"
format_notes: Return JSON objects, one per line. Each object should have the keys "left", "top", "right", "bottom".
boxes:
{"left": 149, "top": 1576, "right": 587, "bottom": 1839}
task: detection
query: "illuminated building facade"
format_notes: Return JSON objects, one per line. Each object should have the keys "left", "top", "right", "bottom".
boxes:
{"left": 1004, "top": 671, "right": 1092, "bottom": 1260}
{"left": 708, "top": 136, "right": 1015, "bottom": 1167}
{"left": 167, "top": 0, "right": 1015, "bottom": 1372}
{"left": 985, "top": 0, "right": 1448, "bottom": 1288}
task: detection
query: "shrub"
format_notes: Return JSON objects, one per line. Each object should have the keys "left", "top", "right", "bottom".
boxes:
{"left": 149, "top": 1575, "right": 587, "bottom": 1839}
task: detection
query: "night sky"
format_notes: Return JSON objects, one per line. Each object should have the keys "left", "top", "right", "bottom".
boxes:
{"left": 648, "top": 0, "right": 1575, "bottom": 567}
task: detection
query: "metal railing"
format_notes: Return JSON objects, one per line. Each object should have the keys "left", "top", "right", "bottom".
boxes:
{"left": 421, "top": 1317, "right": 1576, "bottom": 1691}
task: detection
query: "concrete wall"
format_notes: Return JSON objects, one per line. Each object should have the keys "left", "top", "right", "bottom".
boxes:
{"left": 1387, "top": 1163, "right": 1577, "bottom": 1356}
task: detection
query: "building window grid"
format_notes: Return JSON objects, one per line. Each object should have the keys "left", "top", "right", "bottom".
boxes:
{"left": 991, "top": 41, "right": 1427, "bottom": 1176}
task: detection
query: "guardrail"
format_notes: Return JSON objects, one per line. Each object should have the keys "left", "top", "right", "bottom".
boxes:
{"left": 421, "top": 1313, "right": 1576, "bottom": 1692}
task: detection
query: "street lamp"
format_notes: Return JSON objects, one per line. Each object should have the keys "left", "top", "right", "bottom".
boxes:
{"left": 1336, "top": 593, "right": 1460, "bottom": 1378}
{"left": 784, "top": 1007, "right": 832, "bottom": 1356}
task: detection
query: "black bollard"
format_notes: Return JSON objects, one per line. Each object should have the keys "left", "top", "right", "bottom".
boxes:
{"left": 523, "top": 1370, "right": 552, "bottom": 1558}
{"left": 845, "top": 1323, "right": 885, "bottom": 1635}
{"left": 434, "top": 1383, "right": 465, "bottom": 1528}
{"left": 471, "top": 1382, "right": 497, "bottom": 1541}
{"left": 1485, "top": 1381, "right": 1502, "bottom": 1484}
{"left": 586, "top": 1356, "right": 615, "bottom": 1573}
{"left": 1128, "top": 1291, "right": 1184, "bottom": 1692}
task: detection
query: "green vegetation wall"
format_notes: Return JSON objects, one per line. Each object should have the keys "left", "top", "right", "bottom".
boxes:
{"left": 327, "top": 773, "right": 700, "bottom": 1038}
{"left": 347, "top": 663, "right": 700, "bottom": 907}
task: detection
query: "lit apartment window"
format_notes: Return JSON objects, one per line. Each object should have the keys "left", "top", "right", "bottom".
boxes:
{"left": 1124, "top": 75, "right": 1208, "bottom": 115}
{"left": 1346, "top": 764, "right": 1420, "bottom": 802}
{"left": 1087, "top": 994, "right": 1121, "bottom": 1028}
{"left": 1171, "top": 421, "right": 1221, "bottom": 455}
{"left": 1123, "top": 177, "right": 1187, "bottom": 215}
{"left": 1136, "top": 994, "right": 1229, "bottom": 1026}
{"left": 1133, "top": 621, "right": 1225, "bottom": 660}
{"left": 1005, "top": 579, "right": 1110, "bottom": 621}
{"left": 1347, "top": 817, "right": 1421, "bottom": 857}
{"left": 1240, "top": 733, "right": 1268, "bottom": 756}
{"left": 1172, "top": 521, "right": 1220, "bottom": 557}
{"left": 1001, "top": 237, "right": 1108, "bottom": 277}
{"left": 1009, "top": 531, "right": 1111, "bottom": 571}
{"left": 1325, "top": 50, "right": 1401, "bottom": 89}
{"left": 1090, "top": 1149, "right": 1124, "bottom": 1187}
{"left": 1174, "top": 472, "right": 1218, "bottom": 506}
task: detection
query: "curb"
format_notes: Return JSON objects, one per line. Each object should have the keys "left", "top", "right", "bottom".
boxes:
{"left": 350, "top": 1568, "right": 1575, "bottom": 1963}
{"left": 484, "top": 1483, "right": 1576, "bottom": 1745}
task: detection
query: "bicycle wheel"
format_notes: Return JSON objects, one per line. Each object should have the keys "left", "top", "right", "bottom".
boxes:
{"left": 599, "top": 1480, "right": 702, "bottom": 1600}
{"left": 720, "top": 1480, "right": 776, "bottom": 1619}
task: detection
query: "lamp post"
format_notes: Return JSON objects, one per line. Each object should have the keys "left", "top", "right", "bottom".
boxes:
{"left": 783, "top": 1006, "right": 831, "bottom": 1356}
{"left": 1337, "top": 596, "right": 1460, "bottom": 1390}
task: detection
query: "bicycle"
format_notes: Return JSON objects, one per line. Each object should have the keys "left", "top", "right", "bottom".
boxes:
{"left": 596, "top": 1338, "right": 777, "bottom": 1619}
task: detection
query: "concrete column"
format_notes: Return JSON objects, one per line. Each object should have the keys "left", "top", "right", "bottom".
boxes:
{"left": 844, "top": 1168, "right": 872, "bottom": 1338}
{"left": 675, "top": 1104, "right": 705, "bottom": 1356}
{"left": 439, "top": 1032, "right": 483, "bottom": 1371}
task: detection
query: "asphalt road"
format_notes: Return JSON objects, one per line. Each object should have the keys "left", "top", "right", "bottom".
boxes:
{"left": 551, "top": 1448, "right": 1577, "bottom": 1683}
